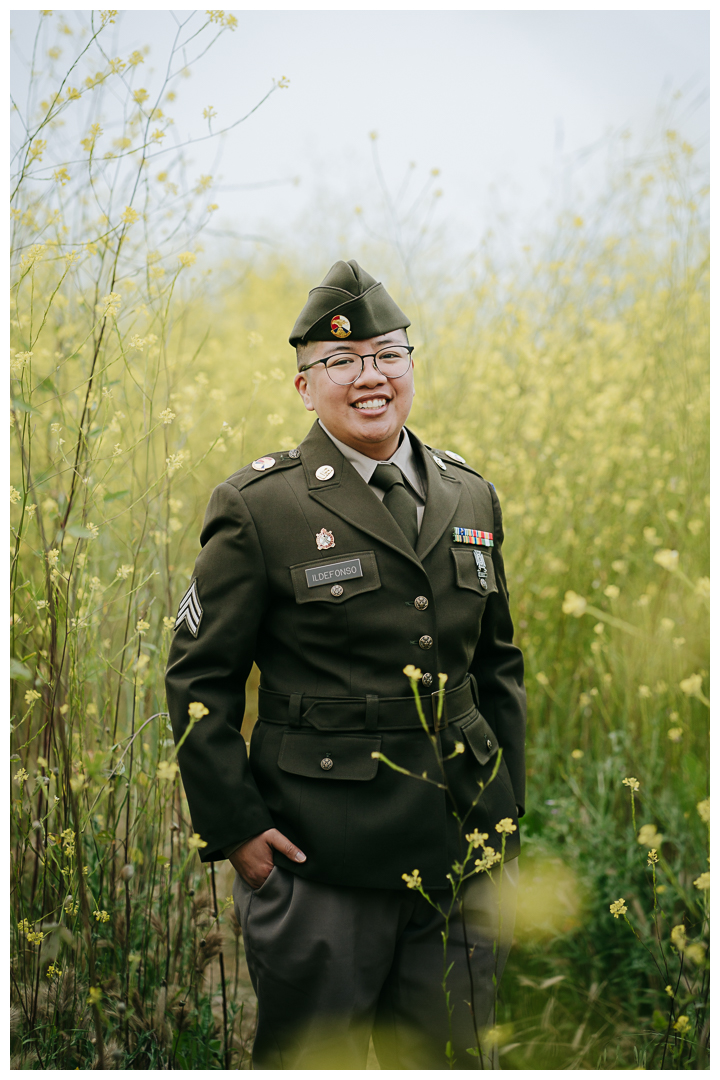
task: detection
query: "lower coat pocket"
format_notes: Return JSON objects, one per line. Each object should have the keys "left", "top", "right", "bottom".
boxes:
{"left": 458, "top": 710, "right": 500, "bottom": 766}
{"left": 277, "top": 731, "right": 382, "bottom": 780}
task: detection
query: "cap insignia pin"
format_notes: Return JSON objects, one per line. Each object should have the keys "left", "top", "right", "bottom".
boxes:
{"left": 251, "top": 456, "right": 276, "bottom": 472}
{"left": 316, "top": 528, "right": 335, "bottom": 550}
{"left": 330, "top": 314, "right": 351, "bottom": 339}
{"left": 315, "top": 465, "right": 335, "bottom": 481}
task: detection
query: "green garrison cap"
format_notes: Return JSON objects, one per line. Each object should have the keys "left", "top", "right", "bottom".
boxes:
{"left": 289, "top": 259, "right": 410, "bottom": 346}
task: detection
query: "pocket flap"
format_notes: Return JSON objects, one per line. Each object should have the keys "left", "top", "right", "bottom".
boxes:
{"left": 290, "top": 550, "right": 381, "bottom": 605}
{"left": 278, "top": 731, "right": 382, "bottom": 780}
{"left": 458, "top": 710, "right": 499, "bottom": 766}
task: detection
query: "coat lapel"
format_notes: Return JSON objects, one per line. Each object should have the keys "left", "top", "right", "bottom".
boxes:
{"left": 299, "top": 422, "right": 422, "bottom": 566}
{"left": 410, "top": 431, "right": 462, "bottom": 562}
{"left": 298, "top": 422, "right": 462, "bottom": 567}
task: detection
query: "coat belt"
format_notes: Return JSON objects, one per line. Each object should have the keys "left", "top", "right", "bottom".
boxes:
{"left": 256, "top": 676, "right": 477, "bottom": 733}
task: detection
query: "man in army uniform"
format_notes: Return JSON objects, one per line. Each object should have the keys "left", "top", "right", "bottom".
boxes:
{"left": 165, "top": 260, "right": 526, "bottom": 1069}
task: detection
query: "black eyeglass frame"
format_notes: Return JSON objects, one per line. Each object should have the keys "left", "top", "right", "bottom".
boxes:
{"left": 297, "top": 345, "right": 415, "bottom": 385}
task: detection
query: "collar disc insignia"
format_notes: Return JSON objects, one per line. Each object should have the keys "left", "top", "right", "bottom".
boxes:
{"left": 251, "top": 456, "right": 276, "bottom": 472}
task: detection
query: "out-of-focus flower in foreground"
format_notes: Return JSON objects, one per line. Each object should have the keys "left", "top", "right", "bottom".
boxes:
{"left": 401, "top": 869, "right": 422, "bottom": 889}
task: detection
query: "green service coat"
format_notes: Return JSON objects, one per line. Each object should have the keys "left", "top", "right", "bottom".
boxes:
{"left": 165, "top": 421, "right": 526, "bottom": 889}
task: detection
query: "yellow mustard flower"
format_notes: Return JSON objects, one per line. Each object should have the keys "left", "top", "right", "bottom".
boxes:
{"left": 637, "top": 824, "right": 662, "bottom": 847}
{"left": 609, "top": 898, "right": 627, "bottom": 919}
{"left": 401, "top": 869, "right": 422, "bottom": 889}
{"left": 156, "top": 761, "right": 179, "bottom": 782}
{"left": 670, "top": 925, "right": 687, "bottom": 951}
{"left": 562, "top": 591, "right": 587, "bottom": 616}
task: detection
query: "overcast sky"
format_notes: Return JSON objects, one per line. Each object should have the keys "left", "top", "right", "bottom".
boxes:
{"left": 11, "top": 9, "right": 709, "bottom": 261}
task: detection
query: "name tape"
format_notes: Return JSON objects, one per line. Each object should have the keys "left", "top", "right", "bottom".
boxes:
{"left": 305, "top": 557, "right": 363, "bottom": 588}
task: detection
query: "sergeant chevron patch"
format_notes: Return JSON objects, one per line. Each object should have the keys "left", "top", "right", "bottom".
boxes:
{"left": 175, "top": 580, "right": 203, "bottom": 637}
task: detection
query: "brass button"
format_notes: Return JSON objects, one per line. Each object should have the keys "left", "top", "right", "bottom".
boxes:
{"left": 320, "top": 756, "right": 333, "bottom": 771}
{"left": 414, "top": 596, "right": 429, "bottom": 611}
{"left": 421, "top": 673, "right": 433, "bottom": 687}
{"left": 419, "top": 635, "right": 433, "bottom": 650}
{"left": 330, "top": 584, "right": 344, "bottom": 597}
{"left": 288, "top": 448, "right": 300, "bottom": 459}
{"left": 486, "top": 738, "right": 492, "bottom": 750}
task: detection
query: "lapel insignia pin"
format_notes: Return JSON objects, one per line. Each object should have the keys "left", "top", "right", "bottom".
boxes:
{"left": 288, "top": 448, "right": 301, "bottom": 459}
{"left": 330, "top": 314, "right": 351, "bottom": 338}
{"left": 315, "top": 465, "right": 335, "bottom": 481}
{"left": 251, "top": 456, "right": 275, "bottom": 471}
{"left": 432, "top": 455, "right": 447, "bottom": 471}
{"left": 316, "top": 528, "right": 335, "bottom": 550}
{"left": 452, "top": 527, "right": 494, "bottom": 547}
{"left": 174, "top": 580, "right": 203, "bottom": 637}
{"left": 445, "top": 450, "right": 466, "bottom": 463}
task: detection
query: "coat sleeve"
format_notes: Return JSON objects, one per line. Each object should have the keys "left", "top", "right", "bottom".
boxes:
{"left": 468, "top": 484, "right": 527, "bottom": 816}
{"left": 164, "top": 481, "right": 275, "bottom": 861}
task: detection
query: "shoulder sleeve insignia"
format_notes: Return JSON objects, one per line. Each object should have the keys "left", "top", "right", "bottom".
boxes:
{"left": 174, "top": 579, "right": 203, "bottom": 637}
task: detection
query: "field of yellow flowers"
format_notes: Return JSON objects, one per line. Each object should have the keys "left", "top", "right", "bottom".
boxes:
{"left": 10, "top": 11, "right": 708, "bottom": 1069}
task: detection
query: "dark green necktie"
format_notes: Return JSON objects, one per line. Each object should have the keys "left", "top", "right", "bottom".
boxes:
{"left": 372, "top": 463, "right": 419, "bottom": 549}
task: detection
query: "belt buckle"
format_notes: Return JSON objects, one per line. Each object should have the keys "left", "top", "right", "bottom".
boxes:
{"left": 431, "top": 690, "right": 448, "bottom": 733}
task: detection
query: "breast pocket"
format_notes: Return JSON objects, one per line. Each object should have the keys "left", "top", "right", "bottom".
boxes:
{"left": 289, "top": 550, "right": 381, "bottom": 605}
{"left": 450, "top": 546, "right": 498, "bottom": 600}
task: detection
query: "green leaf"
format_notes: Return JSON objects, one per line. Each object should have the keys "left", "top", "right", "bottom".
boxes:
{"left": 10, "top": 658, "right": 32, "bottom": 680}
{"left": 11, "top": 398, "right": 36, "bottom": 415}
{"left": 652, "top": 1009, "right": 668, "bottom": 1032}
{"left": 66, "top": 524, "right": 94, "bottom": 538}
{"left": 103, "top": 489, "right": 129, "bottom": 502}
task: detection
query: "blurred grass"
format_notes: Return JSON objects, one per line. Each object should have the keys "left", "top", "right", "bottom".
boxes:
{"left": 10, "top": 11, "right": 708, "bottom": 1070}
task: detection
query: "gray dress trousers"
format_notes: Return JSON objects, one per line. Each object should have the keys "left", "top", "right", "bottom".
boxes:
{"left": 234, "top": 859, "right": 518, "bottom": 1070}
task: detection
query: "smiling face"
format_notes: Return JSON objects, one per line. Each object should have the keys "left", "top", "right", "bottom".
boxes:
{"left": 293, "top": 329, "right": 415, "bottom": 461}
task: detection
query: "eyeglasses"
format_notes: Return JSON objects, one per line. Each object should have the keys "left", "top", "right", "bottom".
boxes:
{"left": 298, "top": 345, "right": 414, "bottom": 386}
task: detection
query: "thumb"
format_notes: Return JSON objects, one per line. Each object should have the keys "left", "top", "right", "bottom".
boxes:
{"left": 267, "top": 828, "right": 306, "bottom": 863}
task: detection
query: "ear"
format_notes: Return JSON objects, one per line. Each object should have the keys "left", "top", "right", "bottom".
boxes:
{"left": 294, "top": 371, "right": 316, "bottom": 413}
